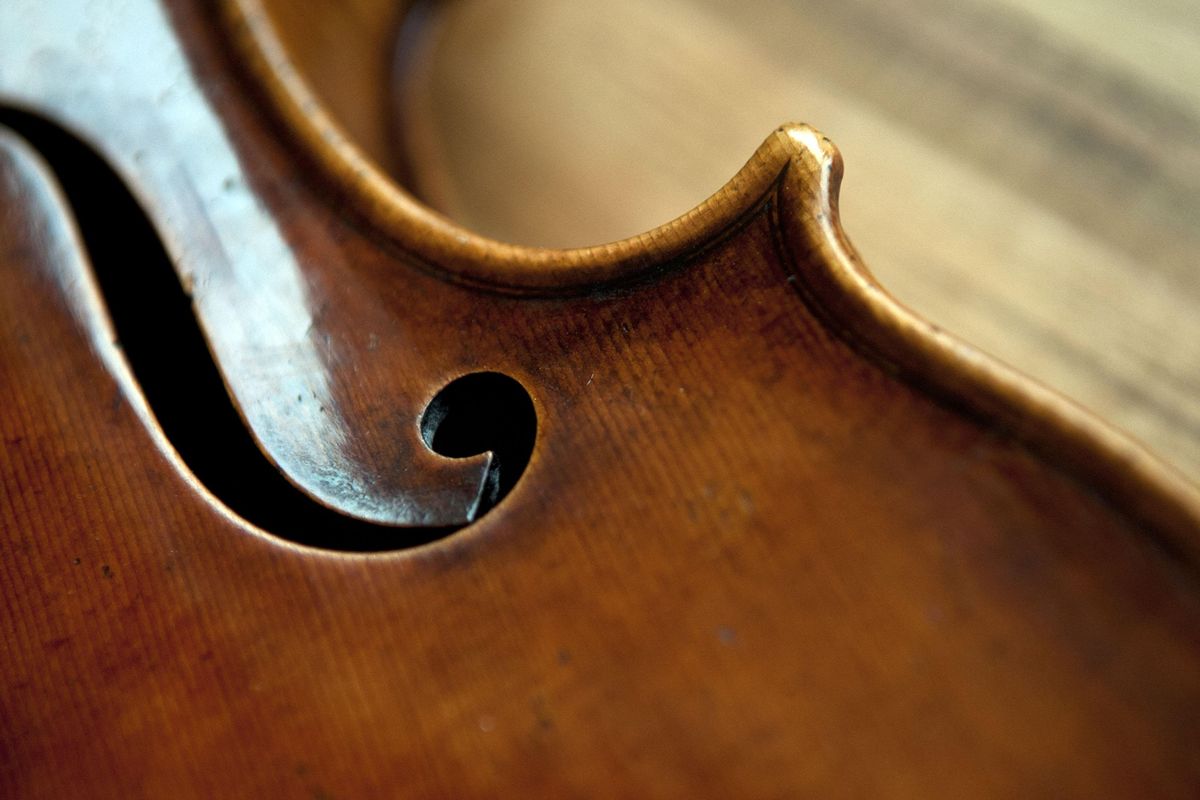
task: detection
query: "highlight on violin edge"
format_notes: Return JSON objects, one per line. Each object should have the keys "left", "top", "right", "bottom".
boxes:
{"left": 0, "top": 108, "right": 537, "bottom": 552}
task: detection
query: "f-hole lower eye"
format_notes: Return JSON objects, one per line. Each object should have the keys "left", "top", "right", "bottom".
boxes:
{"left": 420, "top": 372, "right": 538, "bottom": 519}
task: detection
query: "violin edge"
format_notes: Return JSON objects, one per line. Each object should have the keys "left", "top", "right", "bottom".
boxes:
{"left": 218, "top": 0, "right": 1200, "bottom": 559}
{"left": 218, "top": 0, "right": 831, "bottom": 292}
{"left": 768, "top": 145, "right": 1200, "bottom": 565}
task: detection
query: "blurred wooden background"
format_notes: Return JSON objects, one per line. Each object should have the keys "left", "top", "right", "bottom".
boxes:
{"left": 289, "top": 0, "right": 1200, "bottom": 482}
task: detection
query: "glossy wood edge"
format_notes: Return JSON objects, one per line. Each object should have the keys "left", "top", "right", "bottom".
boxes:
{"left": 219, "top": 0, "right": 806, "bottom": 291}
{"left": 217, "top": 0, "right": 1200, "bottom": 558}
{"left": 767, "top": 131, "right": 1200, "bottom": 562}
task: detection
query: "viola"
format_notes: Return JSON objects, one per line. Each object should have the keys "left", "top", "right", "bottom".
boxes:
{"left": 2, "top": 1, "right": 1198, "bottom": 796}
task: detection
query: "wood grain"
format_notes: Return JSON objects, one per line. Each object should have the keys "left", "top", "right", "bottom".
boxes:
{"left": 4, "top": 112, "right": 1200, "bottom": 794}
{"left": 3, "top": 1, "right": 1200, "bottom": 796}
{"left": 389, "top": 0, "right": 1200, "bottom": 483}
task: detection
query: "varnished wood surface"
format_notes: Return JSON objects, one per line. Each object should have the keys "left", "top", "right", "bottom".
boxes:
{"left": 4, "top": 120, "right": 1199, "bottom": 795}
{"left": 381, "top": 0, "right": 1200, "bottom": 482}
{"left": 3, "top": 1, "right": 1200, "bottom": 797}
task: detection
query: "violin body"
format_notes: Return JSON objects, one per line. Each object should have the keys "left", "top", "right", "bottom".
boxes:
{"left": 2, "top": 1, "right": 1199, "bottom": 797}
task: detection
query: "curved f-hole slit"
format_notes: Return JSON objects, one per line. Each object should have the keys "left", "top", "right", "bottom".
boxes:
{"left": 0, "top": 108, "right": 526, "bottom": 552}
{"left": 420, "top": 372, "right": 537, "bottom": 520}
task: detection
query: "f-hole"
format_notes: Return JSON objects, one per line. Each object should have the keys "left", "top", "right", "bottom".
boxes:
{"left": 421, "top": 372, "right": 537, "bottom": 521}
{"left": 0, "top": 108, "right": 537, "bottom": 551}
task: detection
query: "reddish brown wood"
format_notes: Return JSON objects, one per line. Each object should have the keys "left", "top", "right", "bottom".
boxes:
{"left": 2, "top": 1, "right": 1199, "bottom": 797}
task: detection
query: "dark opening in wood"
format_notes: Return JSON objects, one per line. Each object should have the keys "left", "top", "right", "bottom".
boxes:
{"left": 421, "top": 372, "right": 537, "bottom": 520}
{"left": 0, "top": 108, "right": 533, "bottom": 550}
